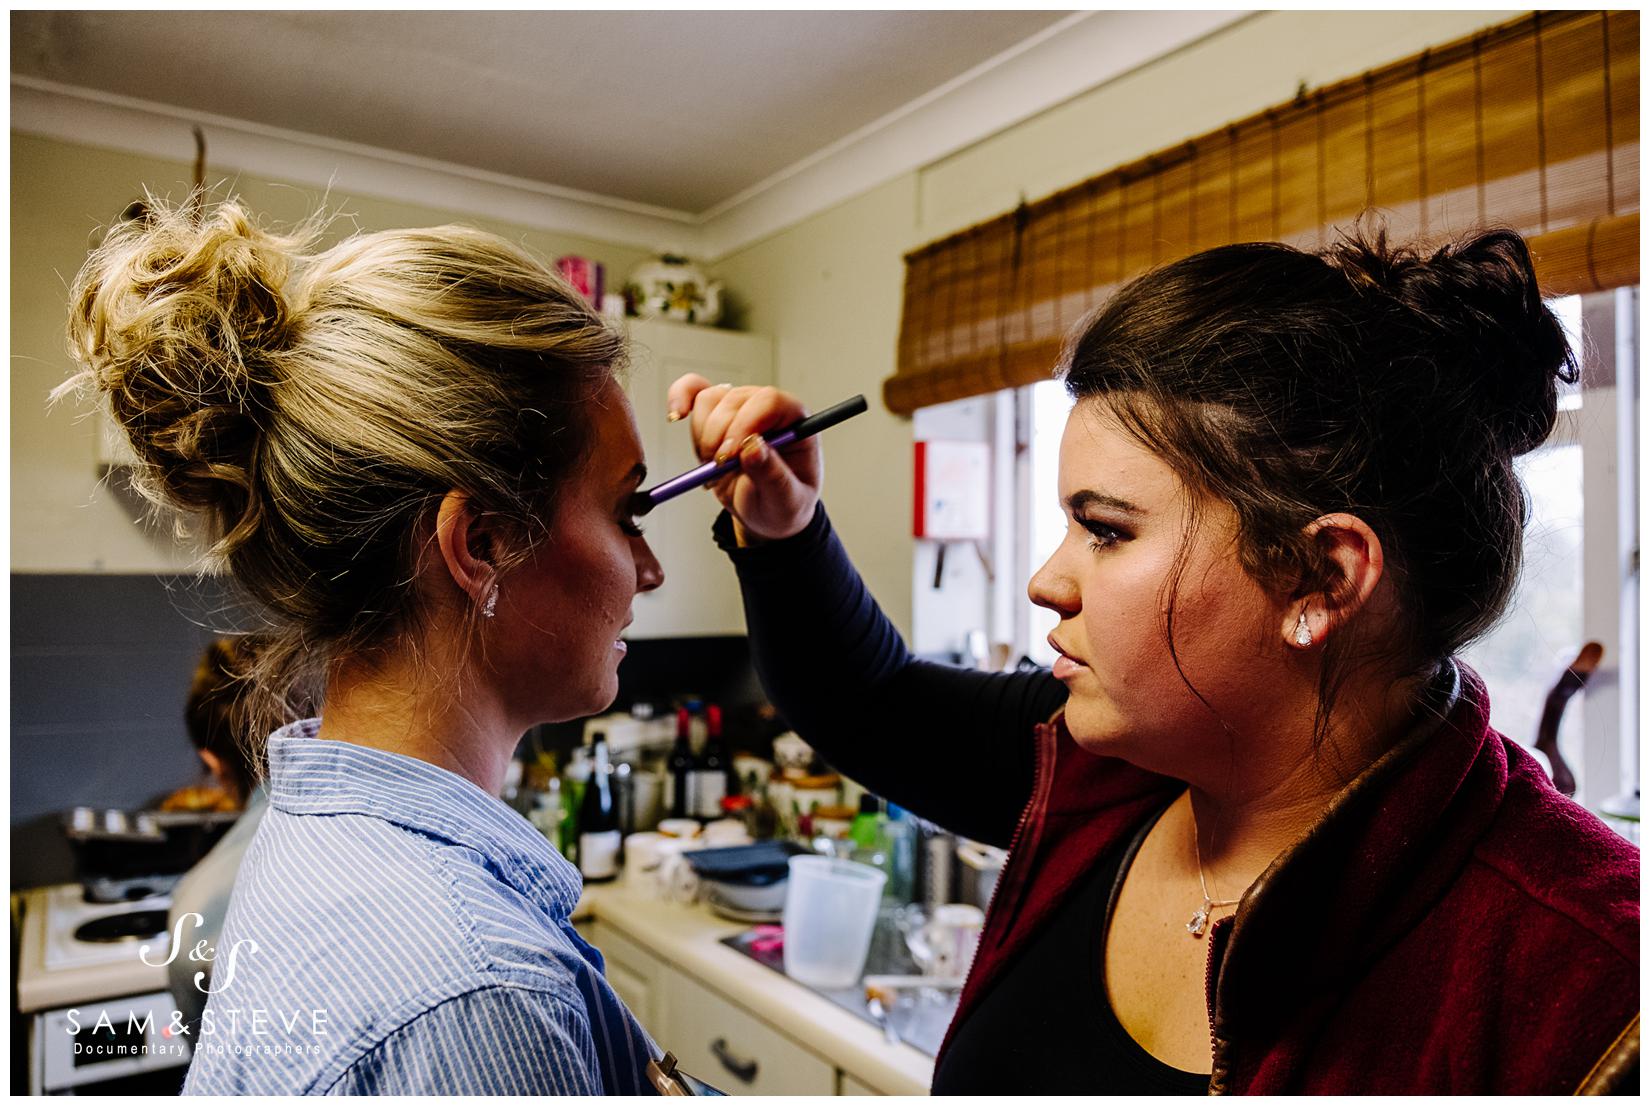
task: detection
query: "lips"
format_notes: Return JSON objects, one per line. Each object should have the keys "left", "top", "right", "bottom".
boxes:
{"left": 1048, "top": 635, "right": 1088, "bottom": 680}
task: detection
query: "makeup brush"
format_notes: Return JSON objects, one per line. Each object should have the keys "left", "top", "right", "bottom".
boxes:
{"left": 633, "top": 394, "right": 868, "bottom": 516}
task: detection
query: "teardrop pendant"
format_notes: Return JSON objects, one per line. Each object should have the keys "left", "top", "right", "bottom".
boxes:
{"left": 1187, "top": 906, "right": 1210, "bottom": 937}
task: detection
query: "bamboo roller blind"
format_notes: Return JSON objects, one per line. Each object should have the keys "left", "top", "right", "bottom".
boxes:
{"left": 889, "top": 10, "right": 1639, "bottom": 416}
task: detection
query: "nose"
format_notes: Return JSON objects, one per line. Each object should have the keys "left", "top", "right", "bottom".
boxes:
{"left": 634, "top": 535, "right": 664, "bottom": 594}
{"left": 1028, "top": 544, "right": 1079, "bottom": 617}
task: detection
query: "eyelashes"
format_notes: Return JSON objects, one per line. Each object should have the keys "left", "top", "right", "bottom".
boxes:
{"left": 621, "top": 492, "right": 649, "bottom": 537}
{"left": 1078, "top": 518, "right": 1126, "bottom": 552}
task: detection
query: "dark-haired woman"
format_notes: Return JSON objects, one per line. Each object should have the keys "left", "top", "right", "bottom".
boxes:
{"left": 166, "top": 638, "right": 271, "bottom": 1034}
{"left": 672, "top": 229, "right": 1638, "bottom": 1095}
{"left": 62, "top": 199, "right": 663, "bottom": 1094}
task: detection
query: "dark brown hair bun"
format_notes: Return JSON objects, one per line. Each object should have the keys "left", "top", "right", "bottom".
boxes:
{"left": 1062, "top": 223, "right": 1579, "bottom": 746}
{"left": 1321, "top": 227, "right": 1578, "bottom": 456}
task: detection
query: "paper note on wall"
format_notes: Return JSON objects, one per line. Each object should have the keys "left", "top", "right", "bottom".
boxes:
{"left": 914, "top": 440, "right": 990, "bottom": 540}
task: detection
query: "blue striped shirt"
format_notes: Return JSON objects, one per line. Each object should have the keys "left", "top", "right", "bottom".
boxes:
{"left": 181, "top": 719, "right": 658, "bottom": 1095}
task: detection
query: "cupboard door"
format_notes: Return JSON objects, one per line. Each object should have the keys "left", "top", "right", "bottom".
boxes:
{"left": 585, "top": 922, "right": 665, "bottom": 1039}
{"left": 839, "top": 1072, "right": 883, "bottom": 1095}
{"left": 622, "top": 320, "right": 774, "bottom": 638}
{"left": 662, "top": 971, "right": 835, "bottom": 1096}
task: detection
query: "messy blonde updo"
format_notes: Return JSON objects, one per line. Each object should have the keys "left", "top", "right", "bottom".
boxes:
{"left": 61, "top": 195, "right": 626, "bottom": 740}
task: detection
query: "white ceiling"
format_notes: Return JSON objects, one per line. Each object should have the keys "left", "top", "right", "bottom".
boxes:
{"left": 10, "top": 10, "right": 1249, "bottom": 255}
{"left": 12, "top": 10, "right": 1071, "bottom": 215}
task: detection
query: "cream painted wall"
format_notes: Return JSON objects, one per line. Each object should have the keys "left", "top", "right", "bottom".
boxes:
{"left": 17, "top": 11, "right": 1517, "bottom": 593}
{"left": 12, "top": 132, "right": 654, "bottom": 572}
{"left": 711, "top": 173, "right": 922, "bottom": 637}
{"left": 917, "top": 9, "right": 1519, "bottom": 239}
{"left": 712, "top": 9, "right": 1517, "bottom": 637}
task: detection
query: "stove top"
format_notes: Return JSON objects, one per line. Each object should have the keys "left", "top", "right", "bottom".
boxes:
{"left": 42, "top": 884, "right": 172, "bottom": 973}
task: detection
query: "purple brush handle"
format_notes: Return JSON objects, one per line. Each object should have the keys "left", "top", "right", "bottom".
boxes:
{"left": 639, "top": 393, "right": 867, "bottom": 511}
{"left": 644, "top": 427, "right": 803, "bottom": 507}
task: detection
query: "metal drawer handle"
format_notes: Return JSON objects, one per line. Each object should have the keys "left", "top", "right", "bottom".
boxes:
{"left": 710, "top": 1037, "right": 759, "bottom": 1084}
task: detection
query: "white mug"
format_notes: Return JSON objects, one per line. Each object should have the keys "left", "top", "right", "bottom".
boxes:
{"left": 772, "top": 732, "right": 815, "bottom": 776}
{"left": 924, "top": 903, "right": 984, "bottom": 977}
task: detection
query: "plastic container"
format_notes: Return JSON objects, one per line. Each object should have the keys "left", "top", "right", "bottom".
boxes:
{"left": 782, "top": 856, "right": 887, "bottom": 989}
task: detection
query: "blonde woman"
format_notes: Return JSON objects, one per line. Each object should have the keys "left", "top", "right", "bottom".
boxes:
{"left": 63, "top": 199, "right": 663, "bottom": 1094}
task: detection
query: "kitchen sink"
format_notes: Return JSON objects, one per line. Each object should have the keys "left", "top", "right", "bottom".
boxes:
{"left": 720, "top": 908, "right": 961, "bottom": 1058}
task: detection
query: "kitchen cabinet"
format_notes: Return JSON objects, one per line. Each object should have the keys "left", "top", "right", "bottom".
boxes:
{"left": 582, "top": 919, "right": 664, "bottom": 1032}
{"left": 581, "top": 902, "right": 926, "bottom": 1097}
{"left": 95, "top": 410, "right": 138, "bottom": 469}
{"left": 663, "top": 969, "right": 837, "bottom": 1095}
{"left": 622, "top": 319, "right": 774, "bottom": 639}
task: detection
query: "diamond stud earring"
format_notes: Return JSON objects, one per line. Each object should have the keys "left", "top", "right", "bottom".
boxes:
{"left": 1293, "top": 610, "right": 1312, "bottom": 647}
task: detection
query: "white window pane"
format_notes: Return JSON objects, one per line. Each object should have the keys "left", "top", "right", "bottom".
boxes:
{"left": 1459, "top": 444, "right": 1586, "bottom": 763}
{"left": 1551, "top": 294, "right": 1584, "bottom": 411}
{"left": 1024, "top": 380, "right": 1074, "bottom": 666}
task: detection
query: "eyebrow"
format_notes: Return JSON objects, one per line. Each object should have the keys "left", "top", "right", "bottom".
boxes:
{"left": 1065, "top": 489, "right": 1146, "bottom": 516}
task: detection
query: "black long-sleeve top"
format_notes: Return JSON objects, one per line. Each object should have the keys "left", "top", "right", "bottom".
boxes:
{"left": 716, "top": 505, "right": 1216, "bottom": 1093}
{"left": 713, "top": 503, "right": 1065, "bottom": 847}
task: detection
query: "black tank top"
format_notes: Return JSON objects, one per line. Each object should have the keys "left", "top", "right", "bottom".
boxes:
{"left": 931, "top": 829, "right": 1212, "bottom": 1095}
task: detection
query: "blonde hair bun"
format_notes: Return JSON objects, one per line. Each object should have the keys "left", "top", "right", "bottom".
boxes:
{"left": 59, "top": 193, "right": 626, "bottom": 739}
{"left": 64, "top": 196, "right": 305, "bottom": 548}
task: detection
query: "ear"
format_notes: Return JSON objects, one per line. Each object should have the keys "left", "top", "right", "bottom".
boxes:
{"left": 1284, "top": 513, "right": 1385, "bottom": 649}
{"left": 199, "top": 748, "right": 226, "bottom": 783}
{"left": 434, "top": 490, "right": 499, "bottom": 613}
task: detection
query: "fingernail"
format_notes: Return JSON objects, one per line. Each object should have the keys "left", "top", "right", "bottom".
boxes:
{"left": 740, "top": 434, "right": 767, "bottom": 461}
{"left": 666, "top": 410, "right": 682, "bottom": 423}
{"left": 714, "top": 449, "right": 733, "bottom": 465}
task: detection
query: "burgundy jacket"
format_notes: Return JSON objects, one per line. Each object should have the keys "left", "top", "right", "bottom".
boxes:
{"left": 943, "top": 664, "right": 1639, "bottom": 1094}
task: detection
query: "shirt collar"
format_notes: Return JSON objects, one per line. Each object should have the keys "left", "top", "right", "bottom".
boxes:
{"left": 265, "top": 718, "right": 580, "bottom": 917}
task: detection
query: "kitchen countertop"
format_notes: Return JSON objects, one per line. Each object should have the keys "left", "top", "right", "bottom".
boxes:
{"left": 574, "top": 883, "right": 937, "bottom": 1096}
{"left": 15, "top": 886, "right": 171, "bottom": 1013}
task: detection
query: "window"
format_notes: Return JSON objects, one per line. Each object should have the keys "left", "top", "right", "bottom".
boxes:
{"left": 1458, "top": 296, "right": 1586, "bottom": 783}
{"left": 1023, "top": 380, "right": 1073, "bottom": 668}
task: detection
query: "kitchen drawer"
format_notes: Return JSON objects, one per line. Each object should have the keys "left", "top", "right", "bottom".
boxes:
{"left": 663, "top": 971, "right": 836, "bottom": 1096}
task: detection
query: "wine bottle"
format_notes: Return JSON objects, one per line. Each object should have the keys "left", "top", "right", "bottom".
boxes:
{"left": 694, "top": 704, "right": 729, "bottom": 820}
{"left": 577, "top": 732, "right": 621, "bottom": 883}
{"left": 668, "top": 705, "right": 696, "bottom": 819}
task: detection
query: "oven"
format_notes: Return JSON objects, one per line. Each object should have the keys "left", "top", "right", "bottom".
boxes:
{"left": 16, "top": 884, "right": 190, "bottom": 1095}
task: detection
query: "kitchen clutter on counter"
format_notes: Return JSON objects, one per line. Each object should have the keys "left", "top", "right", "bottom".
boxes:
{"left": 501, "top": 697, "right": 999, "bottom": 1055}
{"left": 507, "top": 698, "right": 999, "bottom": 919}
